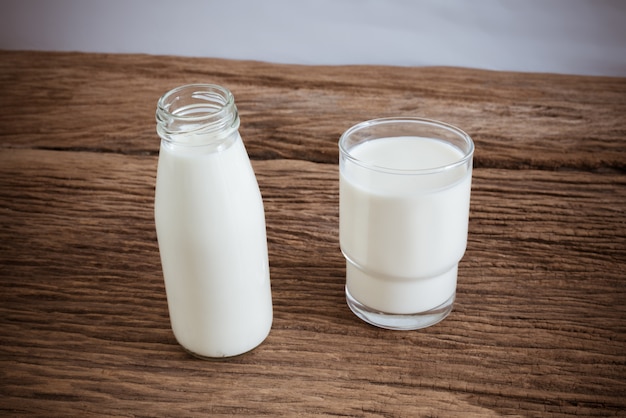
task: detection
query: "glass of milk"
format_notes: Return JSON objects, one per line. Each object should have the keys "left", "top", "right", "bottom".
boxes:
{"left": 339, "top": 117, "right": 474, "bottom": 330}
{"left": 155, "top": 84, "right": 272, "bottom": 358}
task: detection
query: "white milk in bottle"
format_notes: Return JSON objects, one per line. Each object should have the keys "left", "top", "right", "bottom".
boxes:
{"left": 155, "top": 84, "right": 272, "bottom": 358}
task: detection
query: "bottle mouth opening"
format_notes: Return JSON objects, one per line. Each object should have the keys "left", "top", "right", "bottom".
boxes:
{"left": 156, "top": 84, "right": 240, "bottom": 145}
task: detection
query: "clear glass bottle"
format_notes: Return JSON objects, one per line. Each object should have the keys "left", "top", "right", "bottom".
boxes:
{"left": 155, "top": 84, "right": 272, "bottom": 358}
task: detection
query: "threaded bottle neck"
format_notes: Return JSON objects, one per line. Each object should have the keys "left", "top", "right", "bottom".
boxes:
{"left": 156, "top": 84, "right": 240, "bottom": 147}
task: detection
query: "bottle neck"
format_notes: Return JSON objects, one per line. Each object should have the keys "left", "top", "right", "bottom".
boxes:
{"left": 156, "top": 84, "right": 240, "bottom": 147}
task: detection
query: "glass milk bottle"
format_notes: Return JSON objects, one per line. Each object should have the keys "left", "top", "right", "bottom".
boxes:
{"left": 154, "top": 84, "right": 272, "bottom": 358}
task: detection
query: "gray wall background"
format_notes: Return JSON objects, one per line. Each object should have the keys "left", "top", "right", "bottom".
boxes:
{"left": 1, "top": 0, "right": 625, "bottom": 76}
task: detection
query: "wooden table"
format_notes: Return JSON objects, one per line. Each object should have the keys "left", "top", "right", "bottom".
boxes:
{"left": 1, "top": 50, "right": 624, "bottom": 417}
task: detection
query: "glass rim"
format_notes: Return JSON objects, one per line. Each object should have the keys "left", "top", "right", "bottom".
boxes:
{"left": 157, "top": 83, "right": 234, "bottom": 120}
{"left": 338, "top": 117, "right": 474, "bottom": 175}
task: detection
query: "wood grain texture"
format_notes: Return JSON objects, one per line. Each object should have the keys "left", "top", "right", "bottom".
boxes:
{"left": 0, "top": 51, "right": 625, "bottom": 417}
{"left": 1, "top": 51, "right": 624, "bottom": 169}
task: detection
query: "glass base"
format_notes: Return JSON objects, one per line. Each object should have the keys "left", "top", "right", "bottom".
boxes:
{"left": 183, "top": 346, "right": 252, "bottom": 361}
{"left": 346, "top": 286, "right": 455, "bottom": 330}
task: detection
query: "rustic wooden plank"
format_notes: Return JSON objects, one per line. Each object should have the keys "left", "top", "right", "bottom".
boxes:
{"left": 1, "top": 51, "right": 624, "bottom": 170}
{"left": 0, "top": 148, "right": 624, "bottom": 416}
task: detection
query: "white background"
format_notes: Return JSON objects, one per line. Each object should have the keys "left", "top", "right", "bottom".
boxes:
{"left": 1, "top": 0, "right": 625, "bottom": 76}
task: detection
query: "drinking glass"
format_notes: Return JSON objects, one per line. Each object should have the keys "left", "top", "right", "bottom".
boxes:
{"left": 339, "top": 117, "right": 474, "bottom": 330}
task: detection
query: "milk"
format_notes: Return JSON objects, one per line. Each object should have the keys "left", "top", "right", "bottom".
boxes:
{"left": 340, "top": 136, "right": 472, "bottom": 315}
{"left": 154, "top": 132, "right": 272, "bottom": 358}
